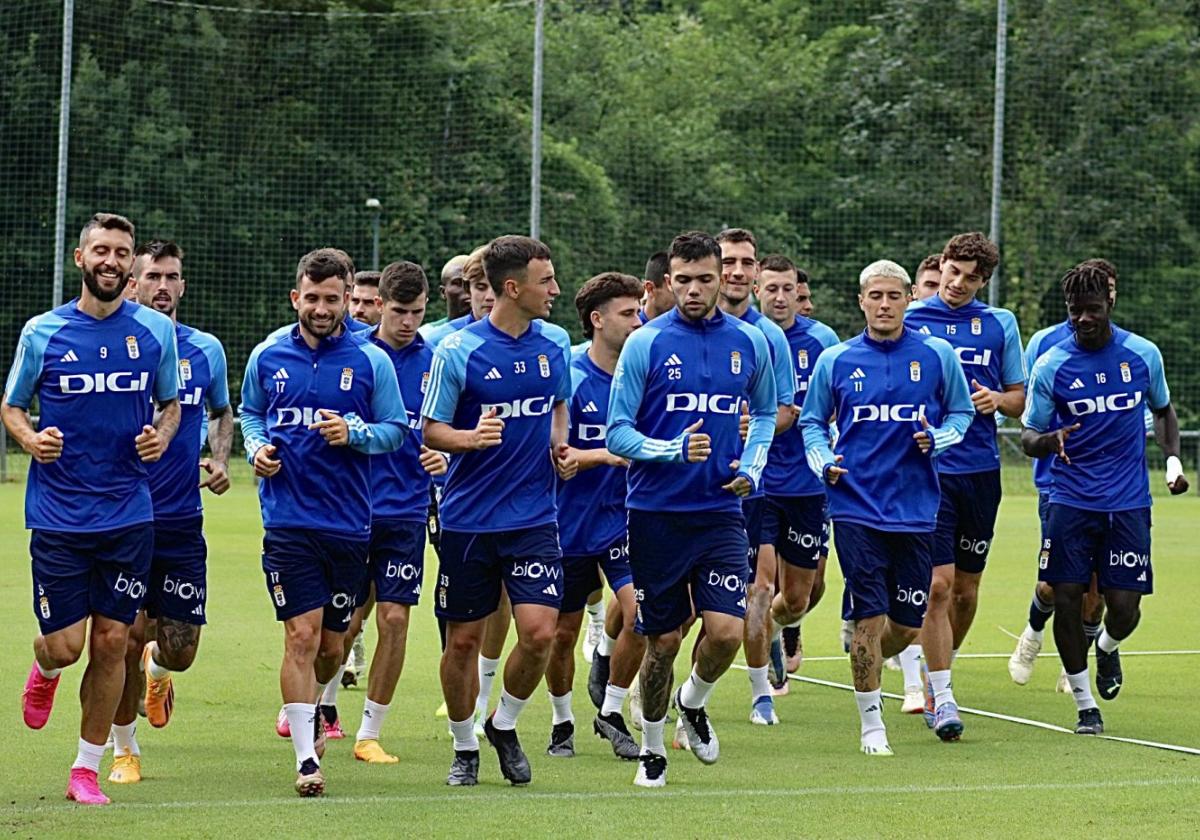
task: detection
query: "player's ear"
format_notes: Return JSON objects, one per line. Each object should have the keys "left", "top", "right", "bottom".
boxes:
{"left": 289, "top": 288, "right": 301, "bottom": 312}
{"left": 73, "top": 248, "right": 84, "bottom": 269}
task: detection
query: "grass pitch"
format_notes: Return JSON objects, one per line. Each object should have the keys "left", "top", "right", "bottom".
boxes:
{"left": 2, "top": 469, "right": 1198, "bottom": 838}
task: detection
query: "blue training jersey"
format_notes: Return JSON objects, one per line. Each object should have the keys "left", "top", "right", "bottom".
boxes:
{"left": 1024, "top": 320, "right": 1074, "bottom": 491}
{"left": 420, "top": 312, "right": 475, "bottom": 348}
{"left": 904, "top": 295, "right": 1025, "bottom": 474}
{"left": 4, "top": 299, "right": 180, "bottom": 532}
{"left": 801, "top": 327, "right": 974, "bottom": 532}
{"left": 556, "top": 351, "right": 625, "bottom": 555}
{"left": 240, "top": 324, "right": 408, "bottom": 536}
{"left": 149, "top": 323, "right": 230, "bottom": 521}
{"left": 421, "top": 317, "right": 572, "bottom": 533}
{"left": 369, "top": 330, "right": 435, "bottom": 522}
{"left": 607, "top": 307, "right": 777, "bottom": 514}
{"left": 763, "top": 316, "right": 840, "bottom": 497}
{"left": 1022, "top": 325, "right": 1168, "bottom": 513}
{"left": 736, "top": 307, "right": 796, "bottom": 500}
{"left": 344, "top": 313, "right": 372, "bottom": 334}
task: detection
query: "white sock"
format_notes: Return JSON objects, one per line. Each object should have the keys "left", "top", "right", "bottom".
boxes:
{"left": 1097, "top": 629, "right": 1122, "bottom": 654}
{"left": 284, "top": 703, "right": 318, "bottom": 769}
{"left": 899, "top": 644, "right": 923, "bottom": 691}
{"left": 928, "top": 669, "right": 954, "bottom": 708}
{"left": 476, "top": 656, "right": 500, "bottom": 715}
{"left": 1026, "top": 625, "right": 1045, "bottom": 644}
{"left": 950, "top": 648, "right": 959, "bottom": 665}
{"left": 35, "top": 661, "right": 62, "bottom": 680}
{"left": 641, "top": 716, "right": 666, "bottom": 756}
{"left": 321, "top": 671, "right": 342, "bottom": 706}
{"left": 597, "top": 631, "right": 617, "bottom": 657}
{"left": 747, "top": 664, "right": 771, "bottom": 701}
{"left": 449, "top": 716, "right": 479, "bottom": 752}
{"left": 854, "top": 689, "right": 887, "bottom": 746}
{"left": 111, "top": 722, "right": 139, "bottom": 756}
{"left": 1066, "top": 669, "right": 1097, "bottom": 711}
{"left": 549, "top": 691, "right": 574, "bottom": 725}
{"left": 145, "top": 641, "right": 171, "bottom": 679}
{"left": 71, "top": 738, "right": 107, "bottom": 773}
{"left": 601, "top": 683, "right": 628, "bottom": 717}
{"left": 678, "top": 667, "right": 716, "bottom": 709}
{"left": 492, "top": 689, "right": 528, "bottom": 731}
{"left": 356, "top": 699, "right": 389, "bottom": 742}
{"left": 585, "top": 598, "right": 605, "bottom": 622}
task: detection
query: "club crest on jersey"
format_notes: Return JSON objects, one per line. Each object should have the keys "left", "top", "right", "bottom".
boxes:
{"left": 339, "top": 367, "right": 354, "bottom": 391}
{"left": 1120, "top": 361, "right": 1131, "bottom": 383}
{"left": 538, "top": 354, "right": 550, "bottom": 378}
{"left": 125, "top": 335, "right": 140, "bottom": 359}
{"left": 730, "top": 351, "right": 742, "bottom": 375}
{"left": 797, "top": 349, "right": 809, "bottom": 370}
{"left": 910, "top": 360, "right": 921, "bottom": 382}
{"left": 179, "top": 358, "right": 192, "bottom": 382}
{"left": 420, "top": 371, "right": 429, "bottom": 394}
{"left": 971, "top": 317, "right": 982, "bottom": 335}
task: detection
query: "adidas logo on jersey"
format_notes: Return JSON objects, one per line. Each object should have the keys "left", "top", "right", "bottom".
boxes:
{"left": 542, "top": 584, "right": 559, "bottom": 597}
{"left": 582, "top": 400, "right": 599, "bottom": 413}
{"left": 1069, "top": 378, "right": 1084, "bottom": 390}
{"left": 485, "top": 367, "right": 503, "bottom": 380}
{"left": 917, "top": 325, "right": 932, "bottom": 335}
{"left": 849, "top": 367, "right": 866, "bottom": 380}
{"left": 664, "top": 353, "right": 682, "bottom": 367}
{"left": 60, "top": 350, "right": 78, "bottom": 363}
{"left": 272, "top": 368, "right": 289, "bottom": 381}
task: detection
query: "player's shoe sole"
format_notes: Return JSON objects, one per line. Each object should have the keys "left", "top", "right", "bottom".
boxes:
{"left": 295, "top": 760, "right": 324, "bottom": 797}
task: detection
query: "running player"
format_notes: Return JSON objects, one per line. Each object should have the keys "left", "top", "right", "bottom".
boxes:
{"left": 714, "top": 229, "right": 796, "bottom": 727}
{"left": 421, "top": 234, "right": 575, "bottom": 787}
{"left": 107, "top": 241, "right": 233, "bottom": 785}
{"left": 420, "top": 247, "right": 494, "bottom": 346}
{"left": 802, "top": 259, "right": 973, "bottom": 756}
{"left": 241, "top": 247, "right": 408, "bottom": 796}
{"left": 422, "top": 254, "right": 471, "bottom": 333}
{"left": 607, "top": 230, "right": 777, "bottom": 787}
{"left": 755, "top": 256, "right": 839, "bottom": 693}
{"left": 544, "top": 272, "right": 645, "bottom": 761}
{"left": 349, "top": 270, "right": 383, "bottom": 326}
{"left": 793, "top": 267, "right": 814, "bottom": 318}
{"left": 4, "top": 213, "right": 180, "bottom": 805}
{"left": 912, "top": 254, "right": 943, "bottom": 301}
{"left": 904, "top": 232, "right": 1025, "bottom": 741}
{"left": 1021, "top": 262, "right": 1188, "bottom": 733}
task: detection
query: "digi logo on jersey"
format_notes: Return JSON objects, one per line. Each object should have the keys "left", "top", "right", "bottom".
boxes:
{"left": 665, "top": 393, "right": 740, "bottom": 414}
{"left": 1066, "top": 391, "right": 1143, "bottom": 416}
{"left": 482, "top": 396, "right": 554, "bottom": 418}
{"left": 850, "top": 403, "right": 927, "bottom": 423}
{"left": 955, "top": 347, "right": 993, "bottom": 367}
{"left": 58, "top": 371, "right": 150, "bottom": 394}
{"left": 577, "top": 423, "right": 606, "bottom": 442}
{"left": 179, "top": 386, "right": 204, "bottom": 406}
{"left": 275, "top": 406, "right": 337, "bottom": 427}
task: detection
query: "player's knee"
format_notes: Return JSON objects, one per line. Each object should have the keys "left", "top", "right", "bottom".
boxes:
{"left": 41, "top": 635, "right": 84, "bottom": 668}
{"left": 375, "top": 603, "right": 410, "bottom": 636}
{"left": 284, "top": 622, "right": 321, "bottom": 658}
{"left": 89, "top": 623, "right": 129, "bottom": 661}
{"left": 951, "top": 586, "right": 977, "bottom": 614}
{"left": 519, "top": 619, "right": 557, "bottom": 650}
{"left": 1052, "top": 584, "right": 1085, "bottom": 613}
{"left": 783, "top": 586, "right": 810, "bottom": 618}
{"left": 648, "top": 630, "right": 682, "bottom": 659}
{"left": 928, "top": 573, "right": 952, "bottom": 605}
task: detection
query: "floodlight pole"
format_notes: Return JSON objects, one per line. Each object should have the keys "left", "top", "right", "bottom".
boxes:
{"left": 366, "top": 198, "right": 381, "bottom": 271}
{"left": 52, "top": 0, "right": 74, "bottom": 308}
{"left": 529, "top": 0, "right": 545, "bottom": 240}
{"left": 988, "top": 0, "right": 1007, "bottom": 307}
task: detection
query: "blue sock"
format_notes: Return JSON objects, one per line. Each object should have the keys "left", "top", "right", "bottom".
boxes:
{"left": 1027, "top": 589, "right": 1054, "bottom": 632}
{"left": 1084, "top": 621, "right": 1102, "bottom": 643}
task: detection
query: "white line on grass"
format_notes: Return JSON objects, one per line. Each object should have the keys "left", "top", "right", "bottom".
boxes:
{"left": 790, "top": 649, "right": 1200, "bottom": 663}
{"left": 5, "top": 776, "right": 1198, "bottom": 813}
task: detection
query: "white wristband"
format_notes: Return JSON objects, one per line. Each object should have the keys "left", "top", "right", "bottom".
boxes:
{"left": 1165, "top": 455, "right": 1184, "bottom": 486}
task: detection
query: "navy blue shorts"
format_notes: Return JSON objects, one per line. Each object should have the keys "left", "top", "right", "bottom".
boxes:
{"left": 436, "top": 524, "right": 562, "bottom": 621}
{"left": 261, "top": 529, "right": 369, "bottom": 632}
{"left": 1042, "top": 504, "right": 1152, "bottom": 594}
{"left": 627, "top": 510, "right": 748, "bottom": 636}
{"left": 761, "top": 494, "right": 827, "bottom": 570}
{"left": 833, "top": 521, "right": 933, "bottom": 629}
{"left": 932, "top": 469, "right": 1001, "bottom": 573}
{"left": 362, "top": 519, "right": 427, "bottom": 606}
{"left": 743, "top": 496, "right": 765, "bottom": 572}
{"left": 560, "top": 533, "right": 632, "bottom": 614}
{"left": 145, "top": 517, "right": 208, "bottom": 625}
{"left": 30, "top": 523, "right": 154, "bottom": 635}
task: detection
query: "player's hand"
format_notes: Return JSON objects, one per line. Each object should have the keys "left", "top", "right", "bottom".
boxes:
{"left": 722, "top": 459, "right": 752, "bottom": 496}
{"left": 738, "top": 402, "right": 749, "bottom": 442}
{"left": 28, "top": 426, "right": 63, "bottom": 464}
{"left": 553, "top": 443, "right": 579, "bottom": 481}
{"left": 472, "top": 407, "right": 504, "bottom": 450}
{"left": 136, "top": 424, "right": 167, "bottom": 462}
{"left": 970, "top": 378, "right": 1000, "bottom": 415}
{"left": 824, "top": 454, "right": 848, "bottom": 485}
{"left": 419, "top": 445, "right": 448, "bottom": 476}
{"left": 684, "top": 419, "right": 710, "bottom": 463}
{"left": 199, "top": 458, "right": 231, "bottom": 495}
{"left": 1054, "top": 423, "right": 1081, "bottom": 465}
{"left": 254, "top": 443, "right": 282, "bottom": 478}
{"left": 913, "top": 416, "right": 934, "bottom": 454}
{"left": 1166, "top": 456, "right": 1189, "bottom": 495}
{"left": 309, "top": 409, "right": 349, "bottom": 446}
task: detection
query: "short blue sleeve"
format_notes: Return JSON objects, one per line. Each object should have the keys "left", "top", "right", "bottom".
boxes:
{"left": 1125, "top": 334, "right": 1170, "bottom": 410}
{"left": 4, "top": 314, "right": 66, "bottom": 409}
{"left": 812, "top": 321, "right": 841, "bottom": 350}
{"left": 132, "top": 306, "right": 181, "bottom": 402}
{"left": 421, "top": 331, "right": 477, "bottom": 423}
{"left": 196, "top": 332, "right": 230, "bottom": 411}
{"left": 1022, "top": 347, "right": 1069, "bottom": 432}
{"left": 993, "top": 308, "right": 1026, "bottom": 386}
{"left": 543, "top": 323, "right": 573, "bottom": 403}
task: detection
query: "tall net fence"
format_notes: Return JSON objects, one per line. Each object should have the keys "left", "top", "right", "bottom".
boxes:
{"left": 3, "top": 0, "right": 1199, "bottom": 477}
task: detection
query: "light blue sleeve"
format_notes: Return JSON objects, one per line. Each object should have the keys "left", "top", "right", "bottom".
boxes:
{"left": 545, "top": 323, "right": 573, "bottom": 403}
{"left": 239, "top": 340, "right": 272, "bottom": 463}
{"left": 1023, "top": 327, "right": 1048, "bottom": 380}
{"left": 760, "top": 319, "right": 795, "bottom": 407}
{"left": 606, "top": 327, "right": 688, "bottom": 463}
{"left": 993, "top": 308, "right": 1026, "bottom": 386}
{"left": 345, "top": 344, "right": 409, "bottom": 454}
{"left": 1125, "top": 334, "right": 1170, "bottom": 410}
{"left": 569, "top": 362, "right": 587, "bottom": 399}
{"left": 1021, "top": 348, "right": 1068, "bottom": 432}
{"left": 420, "top": 321, "right": 452, "bottom": 349}
{"left": 3, "top": 313, "right": 64, "bottom": 409}
{"left": 421, "top": 331, "right": 474, "bottom": 423}
{"left": 739, "top": 327, "right": 779, "bottom": 490}
{"left": 799, "top": 348, "right": 841, "bottom": 479}
{"left": 133, "top": 306, "right": 181, "bottom": 402}
{"left": 929, "top": 337, "right": 975, "bottom": 454}
{"left": 813, "top": 321, "right": 841, "bottom": 350}
{"left": 196, "top": 332, "right": 230, "bottom": 411}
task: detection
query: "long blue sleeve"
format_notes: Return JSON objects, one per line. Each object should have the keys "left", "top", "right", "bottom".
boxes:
{"left": 239, "top": 342, "right": 270, "bottom": 463}
{"left": 345, "top": 343, "right": 409, "bottom": 454}
{"left": 606, "top": 328, "right": 688, "bottom": 463}
{"left": 929, "top": 338, "right": 975, "bottom": 454}
{"left": 737, "top": 327, "right": 777, "bottom": 490}
{"left": 799, "top": 350, "right": 839, "bottom": 478}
